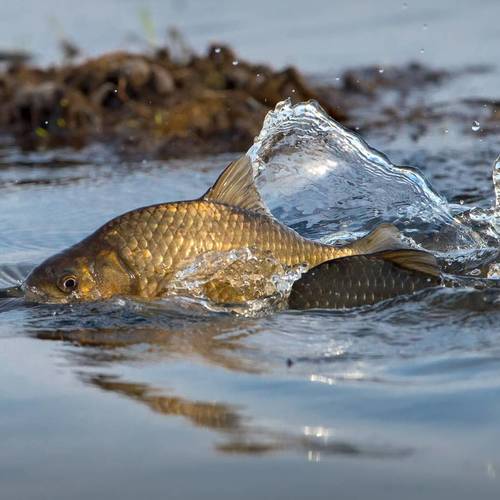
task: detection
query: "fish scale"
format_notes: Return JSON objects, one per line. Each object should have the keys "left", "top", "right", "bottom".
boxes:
{"left": 101, "top": 199, "right": 339, "bottom": 298}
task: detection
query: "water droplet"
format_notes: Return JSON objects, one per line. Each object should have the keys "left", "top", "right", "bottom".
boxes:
{"left": 472, "top": 120, "right": 480, "bottom": 132}
{"left": 214, "top": 47, "right": 221, "bottom": 54}
{"left": 378, "top": 68, "right": 384, "bottom": 74}
{"left": 444, "top": 128, "right": 449, "bottom": 134}
{"left": 335, "top": 76, "right": 340, "bottom": 81}
{"left": 44, "top": 120, "right": 49, "bottom": 126}
{"left": 489, "top": 262, "right": 500, "bottom": 279}
{"left": 422, "top": 23, "right": 428, "bottom": 30}
{"left": 114, "top": 88, "right": 118, "bottom": 93}
{"left": 402, "top": 2, "right": 408, "bottom": 9}
{"left": 307, "top": 450, "right": 321, "bottom": 462}
{"left": 419, "top": 48, "right": 425, "bottom": 54}
{"left": 291, "top": 88, "right": 296, "bottom": 94}
{"left": 486, "top": 462, "right": 497, "bottom": 479}
{"left": 232, "top": 60, "right": 239, "bottom": 66}
{"left": 459, "top": 199, "right": 464, "bottom": 205}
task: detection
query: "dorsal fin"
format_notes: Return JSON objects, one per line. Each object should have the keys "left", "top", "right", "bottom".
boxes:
{"left": 344, "top": 223, "right": 405, "bottom": 255}
{"left": 375, "top": 249, "right": 441, "bottom": 277}
{"left": 202, "top": 155, "right": 271, "bottom": 215}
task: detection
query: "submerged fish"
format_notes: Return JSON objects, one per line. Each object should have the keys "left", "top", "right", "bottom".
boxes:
{"left": 22, "top": 155, "right": 439, "bottom": 304}
{"left": 288, "top": 251, "right": 442, "bottom": 310}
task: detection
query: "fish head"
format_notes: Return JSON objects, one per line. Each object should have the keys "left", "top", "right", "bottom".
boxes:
{"left": 24, "top": 243, "right": 134, "bottom": 303}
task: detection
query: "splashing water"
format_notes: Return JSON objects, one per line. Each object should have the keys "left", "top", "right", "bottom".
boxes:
{"left": 494, "top": 154, "right": 500, "bottom": 226}
{"left": 248, "top": 100, "right": 493, "bottom": 255}
{"left": 166, "top": 248, "right": 306, "bottom": 316}
{"left": 487, "top": 155, "right": 500, "bottom": 277}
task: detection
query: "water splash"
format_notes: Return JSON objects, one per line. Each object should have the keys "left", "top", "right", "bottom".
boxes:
{"left": 247, "top": 99, "right": 493, "bottom": 258}
{"left": 166, "top": 248, "right": 306, "bottom": 316}
{"left": 494, "top": 154, "right": 500, "bottom": 226}
{"left": 488, "top": 155, "right": 500, "bottom": 277}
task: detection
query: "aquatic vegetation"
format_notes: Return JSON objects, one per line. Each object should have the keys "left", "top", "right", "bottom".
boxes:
{"left": 0, "top": 46, "right": 340, "bottom": 156}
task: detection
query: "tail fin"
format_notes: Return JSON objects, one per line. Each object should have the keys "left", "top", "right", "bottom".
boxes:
{"left": 344, "top": 223, "right": 405, "bottom": 255}
{"left": 341, "top": 224, "right": 440, "bottom": 277}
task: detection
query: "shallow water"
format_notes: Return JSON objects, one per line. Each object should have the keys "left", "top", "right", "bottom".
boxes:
{"left": 2, "top": 2, "right": 500, "bottom": 498}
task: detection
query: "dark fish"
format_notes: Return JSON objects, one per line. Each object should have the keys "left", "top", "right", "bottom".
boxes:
{"left": 288, "top": 250, "right": 442, "bottom": 310}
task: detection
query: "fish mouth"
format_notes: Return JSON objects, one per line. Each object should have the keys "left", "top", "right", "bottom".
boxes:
{"left": 0, "top": 285, "right": 24, "bottom": 299}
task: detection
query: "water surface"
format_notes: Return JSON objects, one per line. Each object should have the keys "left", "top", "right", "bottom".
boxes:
{"left": 2, "top": 2, "right": 500, "bottom": 499}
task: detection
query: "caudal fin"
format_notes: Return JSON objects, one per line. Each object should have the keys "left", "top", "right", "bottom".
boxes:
{"left": 343, "top": 223, "right": 405, "bottom": 255}
{"left": 341, "top": 224, "right": 440, "bottom": 277}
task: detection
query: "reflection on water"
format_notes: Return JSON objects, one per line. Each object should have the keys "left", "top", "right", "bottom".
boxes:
{"left": 85, "top": 374, "right": 411, "bottom": 458}
{"left": 30, "top": 311, "right": 262, "bottom": 373}
{"left": 10, "top": 301, "right": 416, "bottom": 459}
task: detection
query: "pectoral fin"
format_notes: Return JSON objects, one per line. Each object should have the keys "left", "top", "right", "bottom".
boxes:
{"left": 202, "top": 155, "right": 271, "bottom": 216}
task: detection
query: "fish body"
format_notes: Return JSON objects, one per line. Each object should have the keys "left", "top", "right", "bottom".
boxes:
{"left": 23, "top": 155, "right": 440, "bottom": 304}
{"left": 288, "top": 251, "right": 442, "bottom": 310}
{"left": 99, "top": 198, "right": 339, "bottom": 298}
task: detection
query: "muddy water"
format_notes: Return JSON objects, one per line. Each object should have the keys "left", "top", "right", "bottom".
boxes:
{"left": 2, "top": 1, "right": 500, "bottom": 500}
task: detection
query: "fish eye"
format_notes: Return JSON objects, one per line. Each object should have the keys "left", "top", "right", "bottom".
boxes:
{"left": 58, "top": 275, "right": 78, "bottom": 293}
